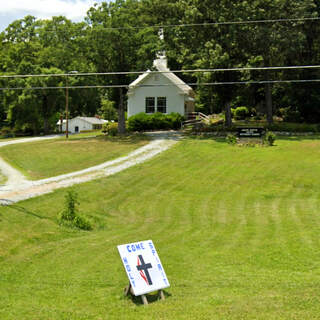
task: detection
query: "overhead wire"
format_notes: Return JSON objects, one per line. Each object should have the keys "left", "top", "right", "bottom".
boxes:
{"left": 1, "top": 79, "right": 320, "bottom": 91}
{"left": 99, "top": 16, "right": 320, "bottom": 30}
{"left": 0, "top": 65, "right": 320, "bottom": 79}
{"left": 6, "top": 16, "right": 319, "bottom": 33}
{"left": 1, "top": 15, "right": 319, "bottom": 89}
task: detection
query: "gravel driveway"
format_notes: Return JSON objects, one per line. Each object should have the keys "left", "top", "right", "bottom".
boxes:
{"left": 0, "top": 132, "right": 181, "bottom": 204}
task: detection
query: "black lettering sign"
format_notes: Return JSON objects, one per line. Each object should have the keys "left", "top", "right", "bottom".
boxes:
{"left": 237, "top": 127, "right": 264, "bottom": 138}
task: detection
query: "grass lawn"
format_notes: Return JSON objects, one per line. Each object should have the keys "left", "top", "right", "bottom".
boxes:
{"left": 1, "top": 136, "right": 320, "bottom": 319}
{"left": 0, "top": 134, "right": 150, "bottom": 180}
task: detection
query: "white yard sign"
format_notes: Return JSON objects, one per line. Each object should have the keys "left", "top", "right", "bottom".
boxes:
{"left": 117, "top": 240, "right": 170, "bottom": 296}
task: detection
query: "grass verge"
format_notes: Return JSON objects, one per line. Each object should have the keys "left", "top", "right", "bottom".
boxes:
{"left": 0, "top": 134, "right": 150, "bottom": 180}
{"left": 0, "top": 136, "right": 320, "bottom": 319}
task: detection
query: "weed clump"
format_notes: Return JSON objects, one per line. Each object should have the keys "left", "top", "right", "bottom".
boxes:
{"left": 58, "top": 190, "right": 92, "bottom": 230}
{"left": 264, "top": 131, "right": 276, "bottom": 146}
{"left": 226, "top": 134, "right": 237, "bottom": 145}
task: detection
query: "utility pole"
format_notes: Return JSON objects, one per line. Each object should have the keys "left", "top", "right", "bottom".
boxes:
{"left": 65, "top": 76, "right": 69, "bottom": 138}
{"left": 65, "top": 71, "right": 78, "bottom": 139}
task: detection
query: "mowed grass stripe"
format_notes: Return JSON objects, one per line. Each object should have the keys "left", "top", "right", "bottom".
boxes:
{"left": 1, "top": 136, "right": 320, "bottom": 319}
{"left": 0, "top": 134, "right": 150, "bottom": 180}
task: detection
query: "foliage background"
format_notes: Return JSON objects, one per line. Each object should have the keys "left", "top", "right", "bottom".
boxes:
{"left": 0, "top": 0, "right": 319, "bottom": 134}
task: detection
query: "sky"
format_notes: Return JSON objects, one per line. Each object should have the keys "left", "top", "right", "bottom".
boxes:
{"left": 0, "top": 0, "right": 106, "bottom": 32}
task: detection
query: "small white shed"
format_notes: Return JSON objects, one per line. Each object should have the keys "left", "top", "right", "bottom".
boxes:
{"left": 57, "top": 116, "right": 108, "bottom": 134}
{"left": 127, "top": 56, "right": 195, "bottom": 118}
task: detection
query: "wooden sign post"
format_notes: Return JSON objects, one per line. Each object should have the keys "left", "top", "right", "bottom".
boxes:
{"left": 118, "top": 240, "right": 170, "bottom": 305}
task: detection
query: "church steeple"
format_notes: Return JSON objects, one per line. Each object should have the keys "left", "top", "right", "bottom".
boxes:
{"left": 154, "top": 28, "right": 167, "bottom": 69}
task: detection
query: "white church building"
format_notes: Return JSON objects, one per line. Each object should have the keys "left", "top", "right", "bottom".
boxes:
{"left": 127, "top": 55, "right": 195, "bottom": 118}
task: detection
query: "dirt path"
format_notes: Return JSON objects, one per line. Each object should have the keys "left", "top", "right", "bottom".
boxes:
{"left": 0, "top": 131, "right": 181, "bottom": 204}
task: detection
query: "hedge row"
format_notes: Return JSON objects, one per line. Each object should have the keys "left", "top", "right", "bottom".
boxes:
{"left": 192, "top": 122, "right": 320, "bottom": 133}
{"left": 128, "top": 112, "right": 184, "bottom": 131}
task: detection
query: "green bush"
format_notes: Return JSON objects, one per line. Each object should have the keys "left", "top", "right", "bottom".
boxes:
{"left": 102, "top": 122, "right": 118, "bottom": 136}
{"left": 278, "top": 107, "right": 302, "bottom": 122}
{"left": 58, "top": 190, "right": 78, "bottom": 222}
{"left": 108, "top": 122, "right": 118, "bottom": 136}
{"left": 191, "top": 121, "right": 319, "bottom": 134}
{"left": 192, "top": 124, "right": 238, "bottom": 133}
{"left": 264, "top": 131, "right": 276, "bottom": 146}
{"left": 226, "top": 134, "right": 237, "bottom": 145}
{"left": 1, "top": 126, "right": 14, "bottom": 138}
{"left": 234, "top": 107, "right": 250, "bottom": 120}
{"left": 58, "top": 190, "right": 92, "bottom": 230}
{"left": 127, "top": 113, "right": 150, "bottom": 131}
{"left": 267, "top": 122, "right": 319, "bottom": 133}
{"left": 150, "top": 112, "right": 170, "bottom": 129}
{"left": 73, "top": 215, "right": 92, "bottom": 231}
{"left": 167, "top": 113, "right": 184, "bottom": 130}
{"left": 128, "top": 112, "right": 184, "bottom": 131}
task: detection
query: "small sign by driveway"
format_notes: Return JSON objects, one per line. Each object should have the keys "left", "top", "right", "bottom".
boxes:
{"left": 118, "top": 240, "right": 170, "bottom": 296}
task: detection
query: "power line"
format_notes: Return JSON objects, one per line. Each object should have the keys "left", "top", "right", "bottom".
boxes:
{"left": 1, "top": 16, "right": 318, "bottom": 37}
{"left": 1, "top": 79, "right": 319, "bottom": 91}
{"left": 10, "top": 16, "right": 319, "bottom": 33}
{"left": 97, "top": 17, "right": 320, "bottom": 31}
{"left": 1, "top": 65, "right": 320, "bottom": 79}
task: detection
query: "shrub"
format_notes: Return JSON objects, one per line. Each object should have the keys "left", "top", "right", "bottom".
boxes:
{"left": 150, "top": 112, "right": 170, "bottom": 129}
{"left": 234, "top": 107, "right": 250, "bottom": 120}
{"left": 58, "top": 190, "right": 78, "bottom": 222}
{"left": 73, "top": 215, "right": 92, "bottom": 231}
{"left": 192, "top": 124, "right": 238, "bottom": 134}
{"left": 267, "top": 122, "right": 319, "bottom": 133}
{"left": 127, "top": 113, "right": 150, "bottom": 131}
{"left": 58, "top": 190, "right": 92, "bottom": 230}
{"left": 264, "top": 131, "right": 276, "bottom": 146}
{"left": 1, "top": 126, "right": 14, "bottom": 138}
{"left": 226, "top": 134, "right": 237, "bottom": 145}
{"left": 167, "top": 113, "right": 184, "bottom": 130}
{"left": 108, "top": 122, "right": 118, "bottom": 136}
{"left": 128, "top": 112, "right": 184, "bottom": 131}
{"left": 102, "top": 122, "right": 118, "bottom": 136}
{"left": 278, "top": 107, "right": 302, "bottom": 122}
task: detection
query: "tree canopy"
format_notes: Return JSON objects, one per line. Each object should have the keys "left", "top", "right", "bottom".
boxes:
{"left": 0, "top": 0, "right": 319, "bottom": 134}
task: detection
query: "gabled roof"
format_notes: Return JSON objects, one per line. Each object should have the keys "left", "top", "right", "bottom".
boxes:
{"left": 76, "top": 117, "right": 108, "bottom": 125}
{"left": 57, "top": 117, "right": 108, "bottom": 125}
{"left": 128, "top": 58, "right": 193, "bottom": 96}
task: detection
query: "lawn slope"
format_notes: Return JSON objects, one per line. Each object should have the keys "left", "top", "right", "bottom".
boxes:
{"left": 0, "top": 134, "right": 149, "bottom": 180}
{"left": 0, "top": 136, "right": 320, "bottom": 319}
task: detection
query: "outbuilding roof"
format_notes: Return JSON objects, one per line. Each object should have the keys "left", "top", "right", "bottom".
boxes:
{"left": 56, "top": 117, "right": 108, "bottom": 125}
{"left": 76, "top": 117, "right": 108, "bottom": 124}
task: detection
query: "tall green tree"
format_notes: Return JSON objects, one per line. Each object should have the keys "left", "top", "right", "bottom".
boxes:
{"left": 86, "top": 0, "right": 160, "bottom": 133}
{"left": 0, "top": 15, "right": 100, "bottom": 134}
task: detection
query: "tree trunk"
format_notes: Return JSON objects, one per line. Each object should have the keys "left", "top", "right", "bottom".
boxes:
{"left": 32, "top": 122, "right": 38, "bottom": 136}
{"left": 43, "top": 117, "right": 49, "bottom": 135}
{"left": 225, "top": 103, "right": 232, "bottom": 127}
{"left": 118, "top": 88, "right": 126, "bottom": 134}
{"left": 265, "top": 83, "right": 273, "bottom": 124}
{"left": 42, "top": 95, "right": 49, "bottom": 135}
{"left": 209, "top": 86, "right": 214, "bottom": 114}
